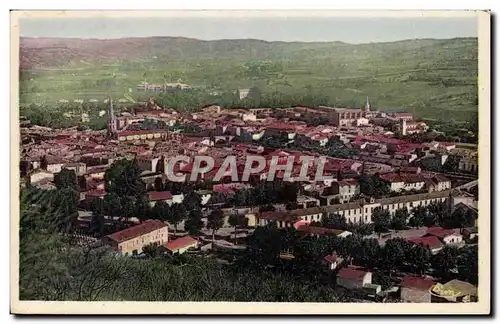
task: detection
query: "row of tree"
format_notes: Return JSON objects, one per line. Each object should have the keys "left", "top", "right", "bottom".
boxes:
{"left": 317, "top": 201, "right": 475, "bottom": 237}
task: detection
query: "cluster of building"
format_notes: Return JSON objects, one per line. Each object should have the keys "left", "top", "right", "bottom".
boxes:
{"left": 20, "top": 95, "right": 479, "bottom": 303}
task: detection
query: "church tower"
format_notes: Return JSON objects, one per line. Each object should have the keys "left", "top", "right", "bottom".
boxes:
{"left": 107, "top": 96, "right": 118, "bottom": 138}
{"left": 364, "top": 96, "right": 371, "bottom": 113}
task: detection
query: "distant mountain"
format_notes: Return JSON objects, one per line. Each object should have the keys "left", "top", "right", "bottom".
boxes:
{"left": 19, "top": 36, "right": 478, "bottom": 70}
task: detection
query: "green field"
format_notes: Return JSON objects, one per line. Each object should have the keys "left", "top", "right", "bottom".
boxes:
{"left": 19, "top": 37, "right": 478, "bottom": 122}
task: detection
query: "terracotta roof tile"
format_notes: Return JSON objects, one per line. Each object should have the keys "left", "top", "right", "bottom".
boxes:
{"left": 401, "top": 276, "right": 436, "bottom": 291}
{"left": 106, "top": 220, "right": 167, "bottom": 243}
{"left": 407, "top": 236, "right": 442, "bottom": 250}
{"left": 147, "top": 191, "right": 173, "bottom": 201}
{"left": 337, "top": 267, "right": 369, "bottom": 280}
{"left": 164, "top": 235, "right": 198, "bottom": 251}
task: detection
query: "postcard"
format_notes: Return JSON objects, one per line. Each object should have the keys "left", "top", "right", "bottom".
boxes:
{"left": 10, "top": 10, "right": 490, "bottom": 315}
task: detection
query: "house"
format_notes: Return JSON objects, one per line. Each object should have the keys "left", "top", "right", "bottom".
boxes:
{"left": 400, "top": 276, "right": 436, "bottom": 303}
{"left": 46, "top": 158, "right": 65, "bottom": 174}
{"left": 87, "top": 166, "right": 108, "bottom": 180}
{"left": 102, "top": 220, "right": 169, "bottom": 256}
{"left": 380, "top": 173, "right": 427, "bottom": 192}
{"left": 164, "top": 235, "right": 198, "bottom": 254}
{"left": 147, "top": 191, "right": 173, "bottom": 207}
{"left": 296, "top": 195, "right": 320, "bottom": 209}
{"left": 461, "top": 227, "right": 478, "bottom": 241}
{"left": 324, "top": 179, "right": 360, "bottom": 204}
{"left": 323, "top": 253, "right": 344, "bottom": 271}
{"left": 451, "top": 190, "right": 476, "bottom": 209}
{"left": 430, "top": 279, "right": 478, "bottom": 303}
{"left": 258, "top": 211, "right": 297, "bottom": 228}
{"left": 62, "top": 162, "right": 87, "bottom": 176}
{"left": 407, "top": 236, "right": 443, "bottom": 254}
{"left": 297, "top": 225, "right": 352, "bottom": 238}
{"left": 453, "top": 202, "right": 478, "bottom": 227}
{"left": 336, "top": 266, "right": 372, "bottom": 290}
{"left": 458, "top": 155, "right": 478, "bottom": 173}
{"left": 238, "top": 88, "right": 250, "bottom": 100}
{"left": 28, "top": 169, "right": 54, "bottom": 185}
{"left": 424, "top": 227, "right": 463, "bottom": 245}
{"left": 426, "top": 175, "right": 452, "bottom": 192}
{"left": 136, "top": 155, "right": 163, "bottom": 173}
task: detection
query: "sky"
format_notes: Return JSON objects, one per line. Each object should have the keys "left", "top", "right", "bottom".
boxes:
{"left": 19, "top": 16, "right": 477, "bottom": 44}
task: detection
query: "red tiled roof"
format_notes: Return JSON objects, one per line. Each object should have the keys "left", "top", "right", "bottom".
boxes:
{"left": 324, "top": 254, "right": 340, "bottom": 263}
{"left": 147, "top": 191, "right": 173, "bottom": 201}
{"left": 293, "top": 220, "right": 311, "bottom": 229}
{"left": 425, "top": 227, "right": 456, "bottom": 239}
{"left": 106, "top": 220, "right": 167, "bottom": 243}
{"left": 259, "top": 211, "right": 298, "bottom": 222}
{"left": 337, "top": 267, "right": 369, "bottom": 280}
{"left": 407, "top": 236, "right": 442, "bottom": 250}
{"left": 165, "top": 235, "right": 198, "bottom": 251}
{"left": 401, "top": 276, "right": 436, "bottom": 291}
{"left": 117, "top": 129, "right": 168, "bottom": 137}
{"left": 380, "top": 173, "right": 427, "bottom": 184}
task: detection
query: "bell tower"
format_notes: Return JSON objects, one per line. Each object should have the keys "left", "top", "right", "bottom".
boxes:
{"left": 363, "top": 96, "right": 371, "bottom": 115}
{"left": 107, "top": 96, "right": 118, "bottom": 138}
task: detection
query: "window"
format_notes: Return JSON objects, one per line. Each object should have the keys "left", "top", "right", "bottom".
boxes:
{"left": 132, "top": 250, "right": 138, "bottom": 256}
{"left": 365, "top": 215, "right": 368, "bottom": 222}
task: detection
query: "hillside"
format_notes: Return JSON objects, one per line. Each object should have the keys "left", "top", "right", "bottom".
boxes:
{"left": 19, "top": 36, "right": 478, "bottom": 121}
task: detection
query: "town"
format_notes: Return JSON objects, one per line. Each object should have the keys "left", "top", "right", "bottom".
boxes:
{"left": 20, "top": 93, "right": 479, "bottom": 303}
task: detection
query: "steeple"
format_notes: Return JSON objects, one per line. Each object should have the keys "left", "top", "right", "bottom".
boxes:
{"left": 107, "top": 96, "right": 117, "bottom": 137}
{"left": 364, "top": 95, "right": 371, "bottom": 112}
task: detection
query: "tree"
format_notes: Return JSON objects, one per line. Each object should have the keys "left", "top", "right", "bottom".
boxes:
{"left": 89, "top": 197, "right": 106, "bottom": 237}
{"left": 55, "top": 188, "right": 80, "bottom": 233}
{"left": 207, "top": 208, "right": 224, "bottom": 243}
{"left": 448, "top": 207, "right": 475, "bottom": 230}
{"left": 356, "top": 238, "right": 380, "bottom": 270}
{"left": 456, "top": 245, "right": 478, "bottom": 285}
{"left": 357, "top": 174, "right": 390, "bottom": 198}
{"left": 167, "top": 203, "right": 187, "bottom": 237}
{"left": 321, "top": 213, "right": 347, "bottom": 230}
{"left": 184, "top": 213, "right": 204, "bottom": 235}
{"left": 78, "top": 175, "right": 87, "bottom": 191}
{"left": 142, "top": 243, "right": 163, "bottom": 258}
{"left": 391, "top": 207, "right": 409, "bottom": 231}
{"left": 40, "top": 155, "right": 48, "bottom": 170}
{"left": 104, "top": 193, "right": 123, "bottom": 220}
{"left": 122, "top": 199, "right": 136, "bottom": 221}
{"left": 156, "top": 156, "right": 165, "bottom": 174}
{"left": 151, "top": 200, "right": 169, "bottom": 221}
{"left": 372, "top": 207, "right": 391, "bottom": 236}
{"left": 54, "top": 168, "right": 78, "bottom": 190}
{"left": 228, "top": 213, "right": 248, "bottom": 244}
{"left": 183, "top": 191, "right": 202, "bottom": 212}
{"left": 426, "top": 201, "right": 448, "bottom": 227}
{"left": 408, "top": 244, "right": 432, "bottom": 275}
{"left": 431, "top": 245, "right": 460, "bottom": 280}
{"left": 134, "top": 196, "right": 151, "bottom": 223}
{"left": 380, "top": 238, "right": 412, "bottom": 278}
{"left": 409, "top": 205, "right": 427, "bottom": 228}
{"left": 352, "top": 223, "right": 374, "bottom": 236}
{"left": 104, "top": 159, "right": 146, "bottom": 198}
{"left": 154, "top": 177, "right": 164, "bottom": 191}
